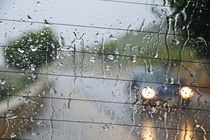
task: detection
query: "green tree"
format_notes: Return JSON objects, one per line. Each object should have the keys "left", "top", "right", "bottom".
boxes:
{"left": 5, "top": 28, "right": 59, "bottom": 70}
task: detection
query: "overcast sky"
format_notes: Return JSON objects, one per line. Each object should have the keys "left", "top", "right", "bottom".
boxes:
{"left": 0, "top": 0, "right": 166, "bottom": 66}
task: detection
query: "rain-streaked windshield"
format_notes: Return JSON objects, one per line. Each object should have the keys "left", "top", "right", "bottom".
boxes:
{"left": 0, "top": 0, "right": 210, "bottom": 139}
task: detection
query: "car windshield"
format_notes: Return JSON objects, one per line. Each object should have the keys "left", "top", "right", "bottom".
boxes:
{"left": 0, "top": 0, "right": 210, "bottom": 139}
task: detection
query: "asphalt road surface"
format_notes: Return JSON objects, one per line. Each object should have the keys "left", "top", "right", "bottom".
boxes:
{"left": 15, "top": 59, "right": 210, "bottom": 140}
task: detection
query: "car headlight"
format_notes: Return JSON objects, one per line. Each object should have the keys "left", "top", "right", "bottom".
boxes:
{"left": 179, "top": 86, "right": 194, "bottom": 99}
{"left": 141, "top": 87, "right": 156, "bottom": 100}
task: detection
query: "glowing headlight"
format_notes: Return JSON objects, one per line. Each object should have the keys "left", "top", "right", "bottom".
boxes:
{"left": 141, "top": 87, "right": 156, "bottom": 100}
{"left": 179, "top": 86, "right": 194, "bottom": 99}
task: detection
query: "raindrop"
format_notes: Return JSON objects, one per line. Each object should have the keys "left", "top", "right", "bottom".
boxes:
{"left": 44, "top": 19, "right": 50, "bottom": 27}
{"left": 28, "top": 37, "right": 33, "bottom": 42}
{"left": 109, "top": 34, "right": 117, "bottom": 41}
{"left": 105, "top": 65, "right": 110, "bottom": 71}
{"left": 115, "top": 50, "right": 119, "bottom": 55}
{"left": 131, "top": 55, "right": 137, "bottom": 63}
{"left": 30, "top": 117, "right": 34, "bottom": 122}
{"left": 151, "top": 107, "right": 157, "bottom": 113}
{"left": 95, "top": 33, "right": 99, "bottom": 36}
{"left": 18, "top": 48, "right": 24, "bottom": 53}
{"left": 103, "top": 125, "right": 109, "bottom": 131}
{"left": 107, "top": 55, "right": 114, "bottom": 60}
{"left": 30, "top": 64, "right": 36, "bottom": 71}
{"left": 30, "top": 45, "right": 38, "bottom": 52}
{"left": 44, "top": 19, "right": 49, "bottom": 24}
{"left": 89, "top": 56, "right": 96, "bottom": 63}
{"left": 37, "top": 121, "right": 44, "bottom": 126}
{"left": 196, "top": 124, "right": 200, "bottom": 128}
{"left": 94, "top": 41, "right": 99, "bottom": 45}
{"left": 60, "top": 46, "right": 74, "bottom": 52}
{"left": 31, "top": 73, "right": 37, "bottom": 79}
{"left": 153, "top": 52, "right": 158, "bottom": 58}
{"left": 0, "top": 79, "right": 6, "bottom": 85}
{"left": 190, "top": 71, "right": 195, "bottom": 77}
{"left": 10, "top": 133, "right": 16, "bottom": 138}
{"left": 59, "top": 35, "right": 65, "bottom": 46}
{"left": 189, "top": 52, "right": 193, "bottom": 56}
{"left": 59, "top": 61, "right": 63, "bottom": 66}
{"left": 172, "top": 39, "right": 180, "bottom": 46}
{"left": 32, "top": 132, "right": 39, "bottom": 136}
{"left": 24, "top": 96, "right": 35, "bottom": 103}
{"left": 147, "top": 65, "right": 153, "bottom": 73}
{"left": 6, "top": 112, "right": 17, "bottom": 120}
{"left": 168, "top": 77, "right": 174, "bottom": 84}
{"left": 27, "top": 15, "right": 32, "bottom": 20}
{"left": 40, "top": 104, "right": 45, "bottom": 108}
{"left": 197, "top": 36, "right": 205, "bottom": 40}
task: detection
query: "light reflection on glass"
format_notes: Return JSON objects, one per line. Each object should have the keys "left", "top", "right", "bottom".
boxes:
{"left": 179, "top": 122, "right": 195, "bottom": 140}
{"left": 140, "top": 120, "right": 156, "bottom": 140}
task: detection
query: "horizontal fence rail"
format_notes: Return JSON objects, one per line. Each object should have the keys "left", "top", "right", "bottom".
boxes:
{"left": 1, "top": 45, "right": 210, "bottom": 65}
{"left": 0, "top": 117, "right": 210, "bottom": 134}
{"left": 2, "top": 94, "right": 210, "bottom": 112}
{"left": 0, "top": 69, "right": 210, "bottom": 89}
{"left": 0, "top": 18, "right": 205, "bottom": 38}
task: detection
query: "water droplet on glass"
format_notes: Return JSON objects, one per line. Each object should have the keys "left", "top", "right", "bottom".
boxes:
{"left": 189, "top": 52, "right": 193, "bottom": 56}
{"left": 37, "top": 121, "right": 44, "bottom": 126}
{"left": 27, "top": 15, "right": 32, "bottom": 20}
{"left": 109, "top": 34, "right": 117, "bottom": 41}
{"left": 6, "top": 112, "right": 17, "bottom": 119}
{"left": 18, "top": 48, "right": 24, "bottom": 53}
{"left": 0, "top": 79, "right": 6, "bottom": 85}
{"left": 30, "top": 64, "right": 36, "bottom": 71}
{"left": 30, "top": 45, "right": 38, "bottom": 52}
{"left": 44, "top": 19, "right": 49, "bottom": 24}
{"left": 131, "top": 55, "right": 137, "bottom": 63}
{"left": 89, "top": 56, "right": 96, "bottom": 63}
{"left": 168, "top": 77, "right": 174, "bottom": 84}
{"left": 172, "top": 39, "right": 180, "bottom": 46}
{"left": 24, "top": 96, "right": 35, "bottom": 103}
{"left": 105, "top": 65, "right": 110, "bottom": 71}
{"left": 107, "top": 55, "right": 114, "bottom": 60}
{"left": 147, "top": 66, "right": 153, "bottom": 73}
{"left": 153, "top": 52, "right": 158, "bottom": 58}
{"left": 30, "top": 117, "right": 34, "bottom": 122}
{"left": 31, "top": 73, "right": 37, "bottom": 79}
{"left": 151, "top": 107, "right": 157, "bottom": 113}
{"left": 10, "top": 133, "right": 16, "bottom": 138}
{"left": 115, "top": 50, "right": 119, "bottom": 55}
{"left": 196, "top": 124, "right": 200, "bottom": 128}
{"left": 94, "top": 41, "right": 99, "bottom": 45}
{"left": 197, "top": 36, "right": 205, "bottom": 40}
{"left": 103, "top": 125, "right": 109, "bottom": 131}
{"left": 32, "top": 132, "right": 39, "bottom": 136}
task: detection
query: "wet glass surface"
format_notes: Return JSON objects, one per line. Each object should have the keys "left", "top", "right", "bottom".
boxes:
{"left": 0, "top": 0, "right": 210, "bottom": 139}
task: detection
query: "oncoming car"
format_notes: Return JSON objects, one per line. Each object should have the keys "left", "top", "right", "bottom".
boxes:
{"left": 130, "top": 65, "right": 196, "bottom": 107}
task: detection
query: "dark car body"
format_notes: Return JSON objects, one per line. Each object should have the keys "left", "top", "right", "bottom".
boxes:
{"left": 130, "top": 66, "right": 194, "bottom": 107}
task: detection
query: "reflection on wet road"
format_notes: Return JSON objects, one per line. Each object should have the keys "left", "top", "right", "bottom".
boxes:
{"left": 0, "top": 0, "right": 210, "bottom": 139}
{"left": 17, "top": 61, "right": 210, "bottom": 140}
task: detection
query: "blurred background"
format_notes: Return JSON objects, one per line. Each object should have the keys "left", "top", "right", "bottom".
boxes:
{"left": 0, "top": 0, "right": 210, "bottom": 139}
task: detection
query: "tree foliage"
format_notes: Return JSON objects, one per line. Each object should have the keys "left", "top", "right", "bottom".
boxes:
{"left": 167, "top": 0, "right": 210, "bottom": 58}
{"left": 5, "top": 28, "right": 59, "bottom": 70}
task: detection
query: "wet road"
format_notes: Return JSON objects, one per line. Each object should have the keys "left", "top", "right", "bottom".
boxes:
{"left": 16, "top": 57, "right": 210, "bottom": 140}
{"left": 0, "top": 0, "right": 210, "bottom": 139}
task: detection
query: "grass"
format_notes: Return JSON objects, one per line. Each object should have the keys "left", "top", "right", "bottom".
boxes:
{"left": 0, "top": 27, "right": 59, "bottom": 102}
{"left": 94, "top": 32, "right": 197, "bottom": 63}
{"left": 61, "top": 27, "right": 199, "bottom": 75}
{"left": 0, "top": 68, "right": 37, "bottom": 101}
